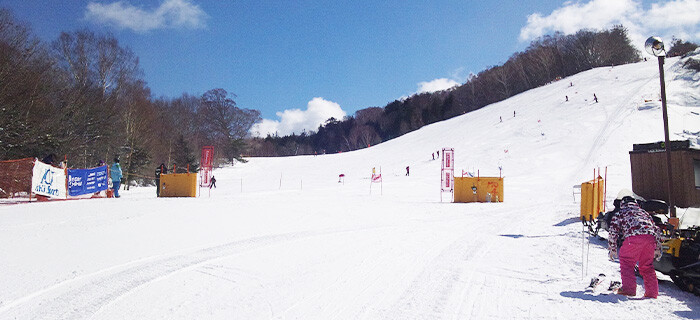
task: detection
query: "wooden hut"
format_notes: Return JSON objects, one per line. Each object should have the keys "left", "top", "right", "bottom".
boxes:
{"left": 629, "top": 140, "right": 700, "bottom": 208}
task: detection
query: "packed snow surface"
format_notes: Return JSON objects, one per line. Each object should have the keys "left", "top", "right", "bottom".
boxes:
{"left": 2, "top": 54, "right": 700, "bottom": 319}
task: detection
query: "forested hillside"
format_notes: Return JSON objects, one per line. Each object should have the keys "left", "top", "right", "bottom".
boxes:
{"left": 247, "top": 30, "right": 698, "bottom": 157}
{"left": 248, "top": 25, "right": 647, "bottom": 156}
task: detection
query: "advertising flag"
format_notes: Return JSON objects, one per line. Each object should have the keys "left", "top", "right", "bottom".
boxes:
{"left": 441, "top": 148, "right": 455, "bottom": 193}
{"left": 441, "top": 170, "right": 453, "bottom": 192}
{"left": 200, "top": 146, "right": 214, "bottom": 187}
{"left": 442, "top": 148, "right": 454, "bottom": 169}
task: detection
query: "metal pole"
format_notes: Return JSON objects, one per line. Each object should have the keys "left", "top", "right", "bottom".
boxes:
{"left": 582, "top": 224, "right": 585, "bottom": 279}
{"left": 604, "top": 166, "right": 608, "bottom": 212}
{"left": 658, "top": 56, "right": 676, "bottom": 219}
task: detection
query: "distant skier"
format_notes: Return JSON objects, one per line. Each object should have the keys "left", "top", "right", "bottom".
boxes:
{"left": 437, "top": 150, "right": 440, "bottom": 158}
{"left": 513, "top": 110, "right": 516, "bottom": 117}
{"left": 432, "top": 153, "right": 435, "bottom": 160}
{"left": 607, "top": 191, "right": 662, "bottom": 298}
{"left": 500, "top": 116, "right": 503, "bottom": 122}
{"left": 405, "top": 166, "right": 410, "bottom": 176}
{"left": 594, "top": 93, "right": 598, "bottom": 103}
{"left": 565, "top": 95, "right": 568, "bottom": 102}
{"left": 209, "top": 176, "right": 217, "bottom": 189}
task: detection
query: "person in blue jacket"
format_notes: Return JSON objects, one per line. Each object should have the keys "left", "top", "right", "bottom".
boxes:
{"left": 111, "top": 157, "right": 123, "bottom": 198}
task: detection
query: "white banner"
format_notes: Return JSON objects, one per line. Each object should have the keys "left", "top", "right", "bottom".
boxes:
{"left": 32, "top": 160, "right": 67, "bottom": 198}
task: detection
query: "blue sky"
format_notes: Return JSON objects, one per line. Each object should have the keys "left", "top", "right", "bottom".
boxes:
{"left": 3, "top": 0, "right": 699, "bottom": 136}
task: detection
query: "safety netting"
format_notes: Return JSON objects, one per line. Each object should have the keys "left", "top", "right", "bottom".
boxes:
{"left": 0, "top": 157, "right": 34, "bottom": 198}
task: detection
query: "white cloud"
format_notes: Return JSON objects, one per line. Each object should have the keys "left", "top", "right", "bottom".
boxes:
{"left": 646, "top": 0, "right": 700, "bottom": 28}
{"left": 251, "top": 97, "right": 347, "bottom": 137}
{"left": 399, "top": 77, "right": 460, "bottom": 101}
{"left": 85, "top": 0, "right": 207, "bottom": 32}
{"left": 519, "top": 0, "right": 700, "bottom": 53}
{"left": 519, "top": 0, "right": 640, "bottom": 41}
{"left": 416, "top": 78, "right": 460, "bottom": 94}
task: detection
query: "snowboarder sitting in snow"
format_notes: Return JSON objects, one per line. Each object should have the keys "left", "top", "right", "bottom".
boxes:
{"left": 607, "top": 190, "right": 662, "bottom": 298}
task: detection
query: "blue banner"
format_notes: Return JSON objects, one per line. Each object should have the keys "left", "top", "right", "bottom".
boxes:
{"left": 67, "top": 165, "right": 109, "bottom": 196}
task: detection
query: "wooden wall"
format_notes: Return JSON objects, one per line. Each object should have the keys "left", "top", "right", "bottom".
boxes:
{"left": 630, "top": 149, "right": 700, "bottom": 208}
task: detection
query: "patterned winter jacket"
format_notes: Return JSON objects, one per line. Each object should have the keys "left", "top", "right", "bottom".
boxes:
{"left": 607, "top": 201, "right": 662, "bottom": 257}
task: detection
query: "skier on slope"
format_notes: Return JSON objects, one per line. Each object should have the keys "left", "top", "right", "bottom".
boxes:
{"left": 607, "top": 190, "right": 662, "bottom": 298}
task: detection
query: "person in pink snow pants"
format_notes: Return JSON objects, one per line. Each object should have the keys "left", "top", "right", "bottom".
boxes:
{"left": 607, "top": 197, "right": 662, "bottom": 298}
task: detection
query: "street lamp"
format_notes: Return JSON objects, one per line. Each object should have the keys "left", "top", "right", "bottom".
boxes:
{"left": 644, "top": 36, "right": 677, "bottom": 226}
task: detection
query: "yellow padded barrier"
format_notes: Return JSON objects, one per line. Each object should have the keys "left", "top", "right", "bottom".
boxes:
{"left": 580, "top": 177, "right": 604, "bottom": 222}
{"left": 160, "top": 173, "right": 197, "bottom": 197}
{"left": 454, "top": 177, "right": 504, "bottom": 203}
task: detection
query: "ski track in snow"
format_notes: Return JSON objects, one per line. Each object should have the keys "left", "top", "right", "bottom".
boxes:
{"left": 383, "top": 203, "right": 549, "bottom": 319}
{"left": 1, "top": 226, "right": 389, "bottom": 319}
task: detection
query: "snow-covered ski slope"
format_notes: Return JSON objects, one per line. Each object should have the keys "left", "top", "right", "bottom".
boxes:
{"left": 2, "top": 53, "right": 700, "bottom": 319}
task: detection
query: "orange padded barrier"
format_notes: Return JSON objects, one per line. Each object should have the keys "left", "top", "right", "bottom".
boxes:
{"left": 160, "top": 173, "right": 197, "bottom": 197}
{"left": 454, "top": 177, "right": 504, "bottom": 203}
{"left": 580, "top": 177, "right": 604, "bottom": 222}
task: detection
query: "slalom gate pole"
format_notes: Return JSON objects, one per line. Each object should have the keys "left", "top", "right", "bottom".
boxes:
{"left": 27, "top": 158, "right": 34, "bottom": 202}
{"left": 595, "top": 167, "right": 600, "bottom": 219}
{"left": 380, "top": 166, "right": 383, "bottom": 196}
{"left": 592, "top": 168, "right": 596, "bottom": 221}
{"left": 586, "top": 226, "right": 591, "bottom": 277}
{"left": 604, "top": 166, "right": 608, "bottom": 212}
{"left": 582, "top": 223, "right": 585, "bottom": 279}
{"left": 64, "top": 155, "right": 68, "bottom": 199}
{"left": 30, "top": 160, "right": 34, "bottom": 202}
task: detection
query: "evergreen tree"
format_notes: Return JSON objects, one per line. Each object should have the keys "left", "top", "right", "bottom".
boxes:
{"left": 172, "top": 134, "right": 198, "bottom": 173}
{"left": 667, "top": 38, "right": 699, "bottom": 57}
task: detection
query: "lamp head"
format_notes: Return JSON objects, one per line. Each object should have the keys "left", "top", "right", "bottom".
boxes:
{"left": 645, "top": 36, "right": 666, "bottom": 57}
